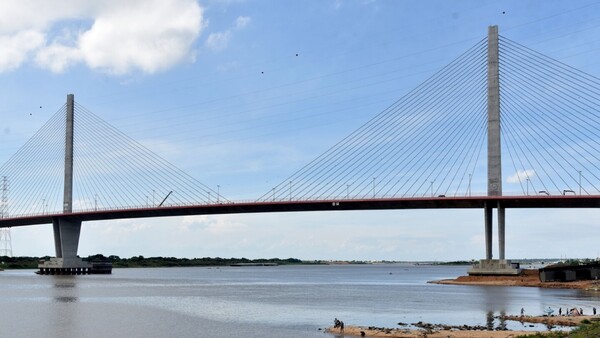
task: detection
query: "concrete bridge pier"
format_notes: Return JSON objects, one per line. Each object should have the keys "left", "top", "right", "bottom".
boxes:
{"left": 469, "top": 201, "right": 519, "bottom": 275}
{"left": 52, "top": 218, "right": 85, "bottom": 259}
{"left": 484, "top": 202, "right": 493, "bottom": 260}
{"left": 38, "top": 94, "right": 91, "bottom": 274}
{"left": 468, "top": 26, "right": 519, "bottom": 276}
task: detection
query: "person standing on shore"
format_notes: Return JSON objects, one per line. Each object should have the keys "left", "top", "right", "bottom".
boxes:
{"left": 520, "top": 308, "right": 524, "bottom": 317}
{"left": 593, "top": 307, "right": 597, "bottom": 315}
{"left": 559, "top": 308, "right": 562, "bottom": 316}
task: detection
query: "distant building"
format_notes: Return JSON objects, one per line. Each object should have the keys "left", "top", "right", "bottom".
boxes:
{"left": 539, "top": 263, "right": 600, "bottom": 282}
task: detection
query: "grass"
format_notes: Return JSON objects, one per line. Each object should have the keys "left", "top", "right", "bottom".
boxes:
{"left": 517, "top": 321, "right": 600, "bottom": 337}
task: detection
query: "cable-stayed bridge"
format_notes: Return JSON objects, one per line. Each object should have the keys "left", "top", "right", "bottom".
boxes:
{"left": 2, "top": 26, "right": 600, "bottom": 274}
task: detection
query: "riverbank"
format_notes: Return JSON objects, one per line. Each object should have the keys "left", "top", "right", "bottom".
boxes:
{"left": 325, "top": 325, "right": 535, "bottom": 337}
{"left": 326, "top": 315, "right": 600, "bottom": 337}
{"left": 430, "top": 269, "right": 600, "bottom": 290}
{"left": 502, "top": 314, "right": 599, "bottom": 327}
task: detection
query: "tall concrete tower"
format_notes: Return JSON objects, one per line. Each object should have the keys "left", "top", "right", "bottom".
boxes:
{"left": 469, "top": 26, "right": 518, "bottom": 276}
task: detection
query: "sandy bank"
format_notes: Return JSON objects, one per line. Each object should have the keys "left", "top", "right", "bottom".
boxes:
{"left": 326, "top": 325, "right": 537, "bottom": 337}
{"left": 503, "top": 314, "right": 599, "bottom": 327}
{"left": 430, "top": 269, "right": 600, "bottom": 290}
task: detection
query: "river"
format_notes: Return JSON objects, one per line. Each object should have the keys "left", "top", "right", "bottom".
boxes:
{"left": 0, "top": 264, "right": 599, "bottom": 337}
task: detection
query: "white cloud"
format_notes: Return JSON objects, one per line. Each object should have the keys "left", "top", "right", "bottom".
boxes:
{"left": 205, "top": 31, "right": 232, "bottom": 51}
{"left": 507, "top": 169, "right": 535, "bottom": 184}
{"left": 0, "top": 0, "right": 204, "bottom": 75}
{"left": 204, "top": 15, "right": 250, "bottom": 52}
{"left": 0, "top": 30, "right": 44, "bottom": 72}
{"left": 35, "top": 43, "right": 82, "bottom": 73}
{"left": 235, "top": 16, "right": 251, "bottom": 29}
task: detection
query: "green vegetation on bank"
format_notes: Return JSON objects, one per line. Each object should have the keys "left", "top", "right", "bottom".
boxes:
{"left": 0, "top": 255, "right": 315, "bottom": 269}
{"left": 548, "top": 258, "right": 600, "bottom": 268}
{"left": 433, "top": 260, "right": 476, "bottom": 266}
{"left": 104, "top": 255, "right": 305, "bottom": 268}
{"left": 517, "top": 320, "right": 600, "bottom": 337}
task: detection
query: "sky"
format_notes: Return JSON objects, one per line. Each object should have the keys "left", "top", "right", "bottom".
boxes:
{"left": 2, "top": 0, "right": 600, "bottom": 261}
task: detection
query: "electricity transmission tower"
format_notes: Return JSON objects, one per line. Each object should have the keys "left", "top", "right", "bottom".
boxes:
{"left": 0, "top": 176, "right": 13, "bottom": 257}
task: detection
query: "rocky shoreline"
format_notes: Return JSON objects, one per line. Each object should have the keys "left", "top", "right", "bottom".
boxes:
{"left": 326, "top": 324, "right": 534, "bottom": 337}
{"left": 325, "top": 314, "right": 600, "bottom": 337}
{"left": 324, "top": 270, "right": 600, "bottom": 337}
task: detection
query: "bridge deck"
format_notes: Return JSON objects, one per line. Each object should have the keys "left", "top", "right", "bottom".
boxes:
{"left": 1, "top": 195, "right": 599, "bottom": 228}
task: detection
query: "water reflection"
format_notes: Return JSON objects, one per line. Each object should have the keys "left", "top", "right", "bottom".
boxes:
{"left": 52, "top": 276, "right": 78, "bottom": 303}
{"left": 481, "top": 286, "right": 510, "bottom": 330}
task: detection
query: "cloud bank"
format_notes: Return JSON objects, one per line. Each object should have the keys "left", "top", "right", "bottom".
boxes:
{"left": 507, "top": 169, "right": 536, "bottom": 184}
{"left": 0, "top": 0, "right": 204, "bottom": 75}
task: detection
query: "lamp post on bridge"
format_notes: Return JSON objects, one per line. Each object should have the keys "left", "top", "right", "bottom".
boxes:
{"left": 468, "top": 174, "right": 472, "bottom": 197}
{"left": 372, "top": 177, "right": 376, "bottom": 198}
{"left": 217, "top": 185, "right": 220, "bottom": 203}
{"left": 578, "top": 170, "right": 582, "bottom": 195}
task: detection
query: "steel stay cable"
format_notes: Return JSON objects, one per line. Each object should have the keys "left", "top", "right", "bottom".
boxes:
{"left": 454, "top": 122, "right": 487, "bottom": 197}
{"left": 383, "top": 76, "right": 487, "bottom": 198}
{"left": 432, "top": 98, "right": 488, "bottom": 196}
{"left": 406, "top": 96, "right": 486, "bottom": 198}
{"left": 71, "top": 118, "right": 122, "bottom": 209}
{"left": 316, "top": 51, "right": 487, "bottom": 200}
{"left": 282, "top": 41, "right": 488, "bottom": 200}
{"left": 501, "top": 99, "right": 563, "bottom": 194}
{"left": 348, "top": 49, "right": 488, "bottom": 199}
{"left": 5, "top": 107, "right": 66, "bottom": 215}
{"left": 500, "top": 41, "right": 600, "bottom": 128}
{"left": 500, "top": 35, "right": 600, "bottom": 94}
{"left": 499, "top": 54, "right": 600, "bottom": 142}
{"left": 498, "top": 54, "right": 600, "bottom": 178}
{"left": 300, "top": 43, "right": 488, "bottom": 200}
{"left": 75, "top": 109, "right": 150, "bottom": 207}
{"left": 260, "top": 39, "right": 488, "bottom": 201}
{"left": 72, "top": 113, "right": 119, "bottom": 210}
{"left": 499, "top": 113, "right": 547, "bottom": 195}
{"left": 499, "top": 83, "right": 597, "bottom": 194}
{"left": 500, "top": 38, "right": 600, "bottom": 103}
{"left": 379, "top": 77, "right": 487, "bottom": 198}
{"left": 499, "top": 67, "right": 600, "bottom": 191}
{"left": 79, "top": 108, "right": 190, "bottom": 207}
{"left": 75, "top": 104, "right": 217, "bottom": 204}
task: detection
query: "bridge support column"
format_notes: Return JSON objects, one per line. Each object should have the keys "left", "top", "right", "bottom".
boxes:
{"left": 484, "top": 203, "right": 493, "bottom": 260}
{"left": 469, "top": 201, "right": 519, "bottom": 276}
{"left": 52, "top": 218, "right": 82, "bottom": 258}
{"left": 40, "top": 218, "right": 91, "bottom": 273}
{"left": 498, "top": 201, "right": 505, "bottom": 260}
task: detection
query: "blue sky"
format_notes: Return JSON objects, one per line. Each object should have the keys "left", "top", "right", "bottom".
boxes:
{"left": 2, "top": 0, "right": 600, "bottom": 261}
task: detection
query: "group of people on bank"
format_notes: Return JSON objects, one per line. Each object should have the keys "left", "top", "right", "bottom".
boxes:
{"left": 333, "top": 318, "right": 344, "bottom": 331}
{"left": 521, "top": 306, "right": 598, "bottom": 317}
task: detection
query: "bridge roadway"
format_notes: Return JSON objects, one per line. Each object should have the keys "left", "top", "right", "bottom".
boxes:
{"left": 1, "top": 195, "right": 600, "bottom": 228}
